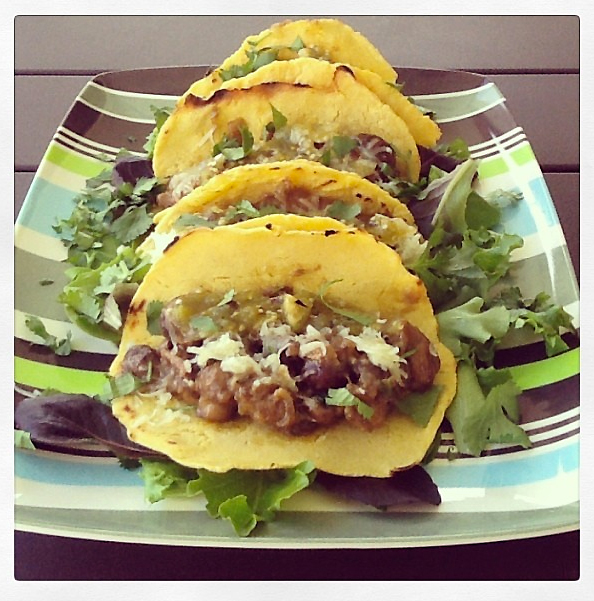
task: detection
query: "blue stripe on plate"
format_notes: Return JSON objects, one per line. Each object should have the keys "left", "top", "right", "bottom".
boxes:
{"left": 15, "top": 451, "right": 142, "bottom": 487}
{"left": 16, "top": 177, "right": 77, "bottom": 237}
{"left": 426, "top": 439, "right": 578, "bottom": 488}
{"left": 16, "top": 438, "right": 578, "bottom": 489}
{"left": 528, "top": 176, "right": 561, "bottom": 227}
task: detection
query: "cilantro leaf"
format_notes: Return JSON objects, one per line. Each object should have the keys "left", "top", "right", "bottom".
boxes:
{"left": 212, "top": 125, "right": 254, "bottom": 160}
{"left": 331, "top": 135, "right": 359, "bottom": 159}
{"left": 25, "top": 315, "right": 73, "bottom": 356}
{"left": 144, "top": 106, "right": 172, "bottom": 157}
{"left": 146, "top": 300, "right": 164, "bottom": 336}
{"left": 189, "top": 315, "right": 219, "bottom": 336}
{"left": 326, "top": 200, "right": 362, "bottom": 221}
{"left": 318, "top": 280, "right": 376, "bottom": 326}
{"left": 265, "top": 104, "right": 288, "bottom": 136}
{"left": 325, "top": 388, "right": 374, "bottom": 420}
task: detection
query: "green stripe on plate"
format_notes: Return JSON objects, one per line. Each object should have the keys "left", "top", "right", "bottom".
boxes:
{"left": 510, "top": 143, "right": 536, "bottom": 166}
{"left": 45, "top": 142, "right": 108, "bottom": 179}
{"left": 477, "top": 156, "right": 509, "bottom": 179}
{"left": 510, "top": 348, "right": 580, "bottom": 390}
{"left": 14, "top": 357, "right": 107, "bottom": 395}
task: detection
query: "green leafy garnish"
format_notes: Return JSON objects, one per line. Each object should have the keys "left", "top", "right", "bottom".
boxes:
{"left": 436, "top": 137, "right": 471, "bottom": 160}
{"left": 146, "top": 300, "right": 164, "bottom": 336}
{"left": 174, "top": 213, "right": 215, "bottom": 230}
{"left": 212, "top": 125, "right": 254, "bottom": 160}
{"left": 265, "top": 104, "right": 288, "bottom": 136}
{"left": 25, "top": 315, "right": 72, "bottom": 356}
{"left": 139, "top": 460, "right": 203, "bottom": 503}
{"left": 59, "top": 247, "right": 151, "bottom": 342}
{"left": 331, "top": 135, "right": 359, "bottom": 158}
{"left": 219, "top": 47, "right": 279, "bottom": 81}
{"left": 326, "top": 200, "right": 362, "bottom": 221}
{"left": 413, "top": 160, "right": 524, "bottom": 309}
{"left": 217, "top": 289, "right": 236, "bottom": 306}
{"left": 492, "top": 288, "right": 576, "bottom": 357}
{"left": 325, "top": 388, "right": 374, "bottom": 420}
{"left": 99, "top": 371, "right": 146, "bottom": 404}
{"left": 437, "top": 297, "right": 511, "bottom": 363}
{"left": 219, "top": 37, "right": 307, "bottom": 82}
{"left": 189, "top": 315, "right": 219, "bottom": 336}
{"left": 14, "top": 429, "right": 36, "bottom": 450}
{"left": 397, "top": 386, "right": 442, "bottom": 427}
{"left": 139, "top": 459, "right": 316, "bottom": 536}
{"left": 445, "top": 363, "right": 531, "bottom": 456}
{"left": 318, "top": 280, "right": 375, "bottom": 326}
{"left": 144, "top": 106, "right": 172, "bottom": 157}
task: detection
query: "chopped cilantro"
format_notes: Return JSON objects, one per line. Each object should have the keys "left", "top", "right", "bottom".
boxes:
{"left": 212, "top": 125, "right": 254, "bottom": 160}
{"left": 326, "top": 200, "right": 362, "bottom": 222}
{"left": 189, "top": 315, "right": 219, "bottom": 336}
{"left": 331, "top": 135, "right": 359, "bottom": 159}
{"left": 25, "top": 315, "right": 72, "bottom": 356}
{"left": 217, "top": 289, "right": 236, "bottom": 306}
{"left": 146, "top": 300, "right": 164, "bottom": 336}
{"left": 325, "top": 388, "right": 374, "bottom": 420}
{"left": 318, "top": 280, "right": 375, "bottom": 326}
{"left": 144, "top": 106, "right": 172, "bottom": 157}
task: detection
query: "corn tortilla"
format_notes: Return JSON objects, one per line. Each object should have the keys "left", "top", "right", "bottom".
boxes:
{"left": 111, "top": 215, "right": 457, "bottom": 477}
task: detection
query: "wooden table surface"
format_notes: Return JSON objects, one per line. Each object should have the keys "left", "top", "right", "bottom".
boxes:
{"left": 14, "top": 15, "right": 580, "bottom": 582}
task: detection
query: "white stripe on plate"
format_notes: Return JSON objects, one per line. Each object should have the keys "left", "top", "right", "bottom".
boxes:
{"left": 509, "top": 225, "right": 568, "bottom": 261}
{"left": 468, "top": 127, "right": 524, "bottom": 152}
{"left": 15, "top": 224, "right": 68, "bottom": 261}
{"left": 434, "top": 96, "right": 507, "bottom": 124}
{"left": 55, "top": 131, "right": 120, "bottom": 160}
{"left": 471, "top": 132, "right": 527, "bottom": 159}
{"left": 37, "top": 158, "right": 98, "bottom": 193}
{"left": 15, "top": 309, "right": 118, "bottom": 355}
{"left": 86, "top": 80, "right": 179, "bottom": 102}
{"left": 76, "top": 96, "right": 156, "bottom": 124}
{"left": 58, "top": 125, "right": 141, "bottom": 156}
{"left": 433, "top": 432, "right": 578, "bottom": 465}
{"left": 412, "top": 82, "right": 496, "bottom": 101}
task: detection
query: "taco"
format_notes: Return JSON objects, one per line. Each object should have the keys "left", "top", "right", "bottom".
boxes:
{"left": 110, "top": 214, "right": 457, "bottom": 477}
{"left": 148, "top": 159, "right": 426, "bottom": 267}
{"left": 184, "top": 52, "right": 440, "bottom": 149}
{"left": 152, "top": 58, "right": 423, "bottom": 197}
{"left": 209, "top": 18, "right": 398, "bottom": 84}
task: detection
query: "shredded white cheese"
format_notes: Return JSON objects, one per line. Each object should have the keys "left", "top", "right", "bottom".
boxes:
{"left": 187, "top": 333, "right": 244, "bottom": 367}
{"left": 345, "top": 326, "right": 407, "bottom": 383}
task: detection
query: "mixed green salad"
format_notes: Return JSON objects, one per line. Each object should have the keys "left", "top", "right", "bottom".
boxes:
{"left": 16, "top": 106, "right": 576, "bottom": 537}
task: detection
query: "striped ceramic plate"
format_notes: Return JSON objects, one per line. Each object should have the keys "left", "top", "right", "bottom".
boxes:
{"left": 14, "top": 67, "right": 580, "bottom": 547}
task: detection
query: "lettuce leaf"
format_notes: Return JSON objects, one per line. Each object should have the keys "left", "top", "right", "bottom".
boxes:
{"left": 445, "top": 363, "right": 531, "bottom": 456}
{"left": 138, "top": 459, "right": 316, "bottom": 536}
{"left": 436, "top": 297, "right": 510, "bottom": 363}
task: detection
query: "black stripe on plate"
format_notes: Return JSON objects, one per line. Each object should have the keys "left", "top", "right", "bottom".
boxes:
{"left": 435, "top": 425, "right": 579, "bottom": 460}
{"left": 493, "top": 334, "right": 580, "bottom": 369}
{"left": 57, "top": 128, "right": 118, "bottom": 160}
{"left": 14, "top": 337, "right": 115, "bottom": 371}
{"left": 53, "top": 137, "right": 116, "bottom": 163}
{"left": 61, "top": 101, "right": 153, "bottom": 153}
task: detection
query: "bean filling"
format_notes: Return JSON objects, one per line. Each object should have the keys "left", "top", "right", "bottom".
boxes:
{"left": 122, "top": 289, "right": 440, "bottom": 436}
